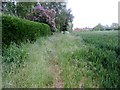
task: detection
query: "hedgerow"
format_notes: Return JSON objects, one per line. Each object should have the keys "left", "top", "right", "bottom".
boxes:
{"left": 2, "top": 15, "right": 51, "bottom": 45}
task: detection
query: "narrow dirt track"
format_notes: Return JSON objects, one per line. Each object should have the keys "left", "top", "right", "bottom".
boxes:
{"left": 49, "top": 38, "right": 64, "bottom": 88}
{"left": 51, "top": 50, "right": 64, "bottom": 88}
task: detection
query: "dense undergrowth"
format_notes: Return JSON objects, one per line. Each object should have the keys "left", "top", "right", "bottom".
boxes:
{"left": 2, "top": 37, "right": 53, "bottom": 88}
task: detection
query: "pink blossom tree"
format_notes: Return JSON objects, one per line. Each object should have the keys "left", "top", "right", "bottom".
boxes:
{"left": 26, "top": 4, "right": 56, "bottom": 32}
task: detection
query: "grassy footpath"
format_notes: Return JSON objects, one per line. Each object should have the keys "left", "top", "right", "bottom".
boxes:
{"left": 2, "top": 33, "right": 96, "bottom": 88}
{"left": 53, "top": 34, "right": 99, "bottom": 88}
{"left": 2, "top": 31, "right": 119, "bottom": 88}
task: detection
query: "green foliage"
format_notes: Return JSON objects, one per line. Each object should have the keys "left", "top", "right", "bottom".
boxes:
{"left": 92, "top": 23, "right": 105, "bottom": 31}
{"left": 84, "top": 46, "right": 120, "bottom": 87}
{"left": 16, "top": 2, "right": 35, "bottom": 18}
{"left": 53, "top": 34, "right": 98, "bottom": 88}
{"left": 110, "top": 23, "right": 119, "bottom": 30}
{"left": 41, "top": 2, "right": 74, "bottom": 31}
{"left": 93, "top": 23, "right": 119, "bottom": 31}
{"left": 2, "top": 2, "right": 35, "bottom": 18}
{"left": 2, "top": 15, "right": 51, "bottom": 45}
{"left": 2, "top": 43, "right": 29, "bottom": 71}
{"left": 73, "top": 31, "right": 120, "bottom": 88}
{"left": 55, "top": 8, "right": 74, "bottom": 31}
{"left": 2, "top": 40, "right": 53, "bottom": 88}
{"left": 3, "top": 30, "right": 119, "bottom": 88}
{"left": 2, "top": 43, "right": 28, "bottom": 64}
{"left": 26, "top": 4, "right": 56, "bottom": 32}
{"left": 2, "top": 2, "right": 15, "bottom": 15}
{"left": 2, "top": 2, "right": 74, "bottom": 32}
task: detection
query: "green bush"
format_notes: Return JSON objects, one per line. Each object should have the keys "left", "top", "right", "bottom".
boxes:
{"left": 2, "top": 15, "right": 51, "bottom": 45}
{"left": 2, "top": 43, "right": 29, "bottom": 71}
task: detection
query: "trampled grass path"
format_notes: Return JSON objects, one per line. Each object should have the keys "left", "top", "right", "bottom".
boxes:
{"left": 3, "top": 33, "right": 98, "bottom": 88}
{"left": 3, "top": 31, "right": 119, "bottom": 88}
{"left": 48, "top": 37, "right": 64, "bottom": 88}
{"left": 47, "top": 34, "right": 86, "bottom": 88}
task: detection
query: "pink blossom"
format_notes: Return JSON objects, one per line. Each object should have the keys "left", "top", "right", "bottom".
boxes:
{"left": 27, "top": 5, "right": 56, "bottom": 32}
{"left": 34, "top": 5, "right": 44, "bottom": 10}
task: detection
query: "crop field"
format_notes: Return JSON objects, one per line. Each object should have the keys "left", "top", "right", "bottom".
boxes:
{"left": 73, "top": 31, "right": 120, "bottom": 87}
{"left": 2, "top": 30, "right": 120, "bottom": 88}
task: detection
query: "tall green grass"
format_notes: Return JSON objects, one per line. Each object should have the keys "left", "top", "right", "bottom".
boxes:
{"left": 2, "top": 33, "right": 98, "bottom": 88}
{"left": 73, "top": 31, "right": 120, "bottom": 88}
{"left": 2, "top": 37, "right": 53, "bottom": 88}
{"left": 54, "top": 34, "right": 99, "bottom": 88}
{"left": 2, "top": 31, "right": 119, "bottom": 88}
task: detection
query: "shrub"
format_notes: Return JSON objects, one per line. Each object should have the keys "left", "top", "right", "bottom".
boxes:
{"left": 2, "top": 15, "right": 51, "bottom": 45}
{"left": 26, "top": 4, "right": 56, "bottom": 32}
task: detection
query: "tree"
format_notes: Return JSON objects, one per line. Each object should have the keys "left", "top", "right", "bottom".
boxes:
{"left": 39, "top": 2, "right": 74, "bottom": 32}
{"left": 26, "top": 4, "right": 56, "bottom": 32}
{"left": 110, "top": 23, "right": 118, "bottom": 30}
{"left": 2, "top": 2, "right": 15, "bottom": 15}
{"left": 2, "top": 1, "right": 35, "bottom": 18}
{"left": 16, "top": 2, "right": 35, "bottom": 18}
{"left": 93, "top": 23, "right": 105, "bottom": 31}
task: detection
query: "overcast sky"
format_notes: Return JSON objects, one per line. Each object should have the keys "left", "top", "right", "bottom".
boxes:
{"left": 67, "top": 0, "right": 119, "bottom": 28}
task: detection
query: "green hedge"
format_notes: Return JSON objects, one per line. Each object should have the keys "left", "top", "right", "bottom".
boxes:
{"left": 2, "top": 15, "right": 51, "bottom": 45}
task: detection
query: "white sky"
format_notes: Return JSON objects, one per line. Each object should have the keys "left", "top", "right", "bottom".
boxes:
{"left": 67, "top": 0, "right": 119, "bottom": 28}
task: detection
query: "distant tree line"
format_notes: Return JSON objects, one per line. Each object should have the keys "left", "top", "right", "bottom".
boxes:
{"left": 92, "top": 23, "right": 119, "bottom": 31}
